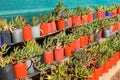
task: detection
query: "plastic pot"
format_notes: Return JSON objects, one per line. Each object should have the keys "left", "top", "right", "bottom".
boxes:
{"left": 93, "top": 12, "right": 97, "bottom": 20}
{"left": 112, "top": 24, "right": 118, "bottom": 32}
{"left": 117, "top": 7, "right": 120, "bottom": 14}
{"left": 92, "top": 68, "right": 100, "bottom": 80}
{"left": 112, "top": 9, "right": 117, "bottom": 16}
{"left": 26, "top": 59, "right": 35, "bottom": 74}
{"left": 72, "top": 16, "right": 77, "bottom": 26}
{"left": 32, "top": 24, "right": 40, "bottom": 39}
{"left": 87, "top": 13, "right": 93, "bottom": 22}
{"left": 44, "top": 50, "right": 54, "bottom": 64}
{"left": 107, "top": 12, "right": 113, "bottom": 17}
{"left": 0, "top": 30, "right": 11, "bottom": 45}
{"left": 0, "top": 64, "right": 15, "bottom": 80}
{"left": 54, "top": 47, "right": 64, "bottom": 61}
{"left": 55, "top": 19, "right": 65, "bottom": 30}
{"left": 22, "top": 25, "right": 32, "bottom": 41}
{"left": 69, "top": 42, "right": 74, "bottom": 53}
{"left": 103, "top": 62, "right": 109, "bottom": 73}
{"left": 40, "top": 23, "right": 51, "bottom": 36}
{"left": 65, "top": 17, "right": 72, "bottom": 29}
{"left": 76, "top": 16, "right": 81, "bottom": 26}
{"left": 73, "top": 39, "right": 80, "bottom": 50}
{"left": 104, "top": 11, "right": 107, "bottom": 17}
{"left": 80, "top": 36, "right": 86, "bottom": 48}
{"left": 12, "top": 29, "right": 23, "bottom": 43}
{"left": 84, "top": 35, "right": 89, "bottom": 46}
{"left": 81, "top": 15, "right": 88, "bottom": 24}
{"left": 49, "top": 21, "right": 57, "bottom": 33}
{"left": 97, "top": 11, "right": 104, "bottom": 19}
{"left": 13, "top": 62, "right": 27, "bottom": 79}
{"left": 102, "top": 28, "right": 110, "bottom": 38}
{"left": 0, "top": 33, "right": 2, "bottom": 48}
{"left": 64, "top": 44, "right": 72, "bottom": 56}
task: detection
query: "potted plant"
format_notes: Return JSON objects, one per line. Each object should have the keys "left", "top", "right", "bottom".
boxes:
{"left": 31, "top": 16, "right": 40, "bottom": 39}
{"left": 11, "top": 47, "right": 28, "bottom": 79}
{"left": 48, "top": 13, "right": 57, "bottom": 33}
{"left": 10, "top": 16, "right": 24, "bottom": 43}
{"left": 95, "top": 6, "right": 104, "bottom": 19}
{"left": 86, "top": 6, "right": 94, "bottom": 22}
{"left": 76, "top": 6, "right": 82, "bottom": 26}
{"left": 64, "top": 8, "right": 73, "bottom": 28}
{"left": 0, "top": 44, "right": 15, "bottom": 80}
{"left": 40, "top": 14, "right": 51, "bottom": 36}
{"left": 53, "top": 31, "right": 65, "bottom": 61}
{"left": 53, "top": 1, "right": 65, "bottom": 30}
{"left": 81, "top": 7, "right": 88, "bottom": 24}
{"left": 0, "top": 19, "right": 11, "bottom": 45}
{"left": 106, "top": 6, "right": 113, "bottom": 17}
{"left": 43, "top": 37, "right": 54, "bottom": 64}
{"left": 23, "top": 40, "right": 43, "bottom": 74}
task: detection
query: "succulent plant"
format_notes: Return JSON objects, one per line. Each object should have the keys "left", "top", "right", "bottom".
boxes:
{"left": 32, "top": 16, "right": 40, "bottom": 26}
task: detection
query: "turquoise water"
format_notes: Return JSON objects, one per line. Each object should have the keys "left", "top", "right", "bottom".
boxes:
{"left": 0, "top": 0, "right": 119, "bottom": 21}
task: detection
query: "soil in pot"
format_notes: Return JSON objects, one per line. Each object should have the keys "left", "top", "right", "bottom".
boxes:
{"left": 13, "top": 62, "right": 27, "bottom": 79}
{"left": 44, "top": 50, "right": 54, "bottom": 64}
{"left": 0, "top": 30, "right": 11, "bottom": 45}
{"left": 12, "top": 29, "right": 23, "bottom": 43}
{"left": 0, "top": 64, "right": 15, "bottom": 80}
{"left": 54, "top": 47, "right": 64, "bottom": 61}
{"left": 22, "top": 25, "right": 32, "bottom": 41}
{"left": 55, "top": 19, "right": 65, "bottom": 30}
{"left": 32, "top": 24, "right": 40, "bottom": 39}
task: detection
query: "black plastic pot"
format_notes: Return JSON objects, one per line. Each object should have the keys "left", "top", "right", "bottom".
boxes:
{"left": 0, "top": 30, "right": 11, "bottom": 45}
{"left": 93, "top": 12, "right": 97, "bottom": 20}
{"left": 0, "top": 64, "right": 15, "bottom": 80}
{"left": 102, "top": 28, "right": 110, "bottom": 38}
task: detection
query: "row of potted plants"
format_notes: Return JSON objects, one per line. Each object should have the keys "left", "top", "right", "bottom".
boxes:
{"left": 0, "top": 14, "right": 120, "bottom": 80}
{"left": 0, "top": 3, "right": 120, "bottom": 46}
{"left": 38, "top": 32, "right": 120, "bottom": 80}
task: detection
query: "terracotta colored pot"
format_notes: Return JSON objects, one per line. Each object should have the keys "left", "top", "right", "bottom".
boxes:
{"left": 68, "top": 17, "right": 72, "bottom": 28}
{"left": 118, "top": 23, "right": 120, "bottom": 30}
{"left": 40, "top": 23, "right": 51, "bottom": 36}
{"left": 87, "top": 14, "right": 93, "bottom": 22}
{"left": 44, "top": 50, "right": 54, "bottom": 64}
{"left": 55, "top": 19, "right": 65, "bottom": 30}
{"left": 81, "top": 15, "right": 88, "bottom": 24}
{"left": 117, "top": 8, "right": 120, "bottom": 14}
{"left": 84, "top": 35, "right": 89, "bottom": 46}
{"left": 80, "top": 36, "right": 86, "bottom": 48}
{"left": 54, "top": 47, "right": 64, "bottom": 61}
{"left": 73, "top": 39, "right": 80, "bottom": 50}
{"left": 112, "top": 24, "right": 118, "bottom": 32}
{"left": 49, "top": 21, "right": 57, "bottom": 33}
{"left": 103, "top": 62, "right": 109, "bottom": 73}
{"left": 97, "top": 11, "right": 104, "bottom": 19}
{"left": 99, "top": 65, "right": 104, "bottom": 76}
{"left": 13, "top": 62, "right": 27, "bottom": 79}
{"left": 112, "top": 9, "right": 117, "bottom": 16}
{"left": 92, "top": 68, "right": 100, "bottom": 80}
{"left": 72, "top": 16, "right": 77, "bottom": 26}
{"left": 77, "top": 16, "right": 81, "bottom": 26}
{"left": 114, "top": 52, "right": 120, "bottom": 63}
{"left": 87, "top": 77, "right": 93, "bottom": 80}
{"left": 69, "top": 42, "right": 74, "bottom": 53}
{"left": 64, "top": 44, "right": 72, "bottom": 56}
{"left": 22, "top": 25, "right": 32, "bottom": 41}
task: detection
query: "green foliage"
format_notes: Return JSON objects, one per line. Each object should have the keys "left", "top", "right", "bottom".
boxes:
{"left": 9, "top": 16, "right": 27, "bottom": 29}
{"left": 40, "top": 14, "right": 48, "bottom": 24}
{"left": 32, "top": 16, "right": 39, "bottom": 26}
{"left": 0, "top": 19, "right": 7, "bottom": 31}
{"left": 52, "top": 1, "right": 65, "bottom": 20}
{"left": 86, "top": 6, "right": 95, "bottom": 14}
{"left": 48, "top": 13, "right": 55, "bottom": 22}
{"left": 64, "top": 8, "right": 73, "bottom": 18}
